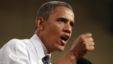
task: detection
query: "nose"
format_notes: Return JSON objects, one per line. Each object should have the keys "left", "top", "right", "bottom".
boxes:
{"left": 63, "top": 23, "right": 72, "bottom": 34}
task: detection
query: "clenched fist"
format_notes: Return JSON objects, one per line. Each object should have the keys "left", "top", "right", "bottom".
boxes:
{"left": 70, "top": 33, "right": 95, "bottom": 59}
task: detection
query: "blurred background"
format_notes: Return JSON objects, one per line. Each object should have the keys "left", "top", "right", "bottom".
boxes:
{"left": 0, "top": 0, "right": 113, "bottom": 64}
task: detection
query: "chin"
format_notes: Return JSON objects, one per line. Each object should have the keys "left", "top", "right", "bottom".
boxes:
{"left": 57, "top": 46, "right": 65, "bottom": 51}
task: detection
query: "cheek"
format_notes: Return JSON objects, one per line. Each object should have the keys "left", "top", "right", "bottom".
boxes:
{"left": 45, "top": 24, "right": 62, "bottom": 41}
{"left": 47, "top": 23, "right": 62, "bottom": 35}
{"left": 44, "top": 25, "right": 61, "bottom": 48}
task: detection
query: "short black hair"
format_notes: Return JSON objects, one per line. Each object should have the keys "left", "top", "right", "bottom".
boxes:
{"left": 36, "top": 1, "right": 73, "bottom": 20}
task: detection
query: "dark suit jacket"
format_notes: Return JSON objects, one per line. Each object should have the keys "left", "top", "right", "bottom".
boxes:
{"left": 77, "top": 58, "right": 92, "bottom": 64}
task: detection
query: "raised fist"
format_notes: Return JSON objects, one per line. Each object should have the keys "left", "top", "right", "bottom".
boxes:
{"left": 70, "top": 33, "right": 95, "bottom": 59}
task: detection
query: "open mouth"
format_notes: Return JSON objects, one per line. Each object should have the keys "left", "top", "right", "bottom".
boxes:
{"left": 60, "top": 35, "right": 70, "bottom": 45}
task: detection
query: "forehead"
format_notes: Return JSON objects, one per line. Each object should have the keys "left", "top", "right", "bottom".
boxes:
{"left": 50, "top": 6, "right": 74, "bottom": 22}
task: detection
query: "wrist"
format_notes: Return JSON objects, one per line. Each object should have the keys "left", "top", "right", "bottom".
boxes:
{"left": 68, "top": 49, "right": 80, "bottom": 59}
{"left": 65, "top": 51, "right": 77, "bottom": 62}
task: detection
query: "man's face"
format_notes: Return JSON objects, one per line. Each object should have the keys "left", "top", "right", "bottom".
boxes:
{"left": 38, "top": 6, "right": 74, "bottom": 52}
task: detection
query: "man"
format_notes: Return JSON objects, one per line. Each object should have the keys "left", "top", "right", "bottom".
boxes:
{"left": 0, "top": 1, "right": 95, "bottom": 64}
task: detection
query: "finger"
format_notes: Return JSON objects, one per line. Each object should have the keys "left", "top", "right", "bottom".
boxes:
{"left": 85, "top": 41, "right": 95, "bottom": 51}
{"left": 88, "top": 45, "right": 95, "bottom": 51}
{"left": 84, "top": 37, "right": 94, "bottom": 43}
{"left": 83, "top": 33, "right": 92, "bottom": 38}
{"left": 81, "top": 33, "right": 93, "bottom": 42}
{"left": 90, "top": 41, "right": 95, "bottom": 46}
{"left": 86, "top": 41, "right": 95, "bottom": 46}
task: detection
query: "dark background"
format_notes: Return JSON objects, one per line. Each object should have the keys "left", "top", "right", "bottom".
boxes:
{"left": 0, "top": 0, "right": 113, "bottom": 64}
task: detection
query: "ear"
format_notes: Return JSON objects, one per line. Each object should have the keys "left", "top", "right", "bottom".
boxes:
{"left": 35, "top": 16, "right": 45, "bottom": 32}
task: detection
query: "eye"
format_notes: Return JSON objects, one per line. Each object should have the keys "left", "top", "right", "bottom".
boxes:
{"left": 56, "top": 17, "right": 67, "bottom": 23}
{"left": 70, "top": 21, "right": 74, "bottom": 27}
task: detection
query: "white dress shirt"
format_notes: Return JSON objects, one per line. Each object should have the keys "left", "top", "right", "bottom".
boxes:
{"left": 0, "top": 34, "right": 51, "bottom": 64}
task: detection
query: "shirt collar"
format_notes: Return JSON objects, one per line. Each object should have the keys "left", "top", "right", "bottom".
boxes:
{"left": 30, "top": 34, "right": 51, "bottom": 59}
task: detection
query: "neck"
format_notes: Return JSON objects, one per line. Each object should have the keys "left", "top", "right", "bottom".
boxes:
{"left": 35, "top": 32, "right": 53, "bottom": 54}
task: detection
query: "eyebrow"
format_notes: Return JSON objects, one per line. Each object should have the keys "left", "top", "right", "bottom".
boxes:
{"left": 57, "top": 16, "right": 75, "bottom": 27}
{"left": 57, "top": 16, "right": 74, "bottom": 22}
